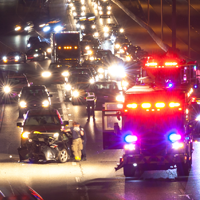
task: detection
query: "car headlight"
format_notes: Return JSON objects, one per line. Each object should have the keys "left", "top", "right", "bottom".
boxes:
{"left": 15, "top": 56, "right": 20, "bottom": 61}
{"left": 22, "top": 132, "right": 30, "bottom": 139}
{"left": 82, "top": 6, "right": 86, "bottom": 10}
{"left": 43, "top": 26, "right": 51, "bottom": 32}
{"left": 98, "top": 68, "right": 104, "bottom": 73}
{"left": 81, "top": 25, "right": 85, "bottom": 30}
{"left": 126, "top": 55, "right": 131, "bottom": 61}
{"left": 104, "top": 32, "right": 109, "bottom": 38}
{"left": 3, "top": 86, "right": 11, "bottom": 94}
{"left": 76, "top": 24, "right": 80, "bottom": 28}
{"left": 119, "top": 28, "right": 124, "bottom": 33}
{"left": 87, "top": 50, "right": 93, "bottom": 55}
{"left": 65, "top": 84, "right": 72, "bottom": 91}
{"left": 94, "top": 32, "right": 99, "bottom": 37}
{"left": 42, "top": 100, "right": 49, "bottom": 107}
{"left": 99, "top": 11, "right": 103, "bottom": 15}
{"left": 54, "top": 25, "right": 63, "bottom": 32}
{"left": 99, "top": 74, "right": 104, "bottom": 79}
{"left": 27, "top": 43, "right": 31, "bottom": 48}
{"left": 108, "top": 65, "right": 126, "bottom": 78}
{"left": 116, "top": 95, "right": 124, "bottom": 102}
{"left": 47, "top": 48, "right": 52, "bottom": 53}
{"left": 119, "top": 49, "right": 125, "bottom": 53}
{"left": 62, "top": 71, "right": 69, "bottom": 77}
{"left": 3, "top": 56, "right": 7, "bottom": 62}
{"left": 73, "top": 12, "right": 77, "bottom": 16}
{"left": 33, "top": 54, "right": 39, "bottom": 57}
{"left": 72, "top": 90, "right": 79, "bottom": 97}
{"left": 15, "top": 26, "right": 21, "bottom": 31}
{"left": 115, "top": 44, "right": 120, "bottom": 49}
{"left": 103, "top": 26, "right": 109, "bottom": 32}
{"left": 85, "top": 46, "right": 90, "bottom": 50}
{"left": 54, "top": 132, "right": 59, "bottom": 138}
{"left": 122, "top": 80, "right": 129, "bottom": 87}
{"left": 98, "top": 6, "right": 102, "bottom": 10}
{"left": 90, "top": 78, "right": 95, "bottom": 84}
{"left": 89, "top": 56, "right": 95, "bottom": 61}
{"left": 92, "top": 25, "right": 96, "bottom": 29}
{"left": 107, "top": 6, "right": 111, "bottom": 10}
{"left": 81, "top": 12, "right": 85, "bottom": 16}
{"left": 24, "top": 26, "right": 30, "bottom": 31}
{"left": 20, "top": 101, "right": 27, "bottom": 108}
{"left": 42, "top": 71, "right": 52, "bottom": 78}
{"left": 107, "top": 11, "right": 111, "bottom": 15}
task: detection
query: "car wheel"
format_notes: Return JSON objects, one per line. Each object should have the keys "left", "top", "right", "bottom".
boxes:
{"left": 123, "top": 164, "right": 136, "bottom": 177}
{"left": 57, "top": 148, "right": 69, "bottom": 163}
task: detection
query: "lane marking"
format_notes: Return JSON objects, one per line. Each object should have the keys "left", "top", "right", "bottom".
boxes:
{"left": 75, "top": 177, "right": 80, "bottom": 182}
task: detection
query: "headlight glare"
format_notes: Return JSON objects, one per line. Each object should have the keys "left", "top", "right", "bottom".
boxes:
{"left": 20, "top": 101, "right": 27, "bottom": 108}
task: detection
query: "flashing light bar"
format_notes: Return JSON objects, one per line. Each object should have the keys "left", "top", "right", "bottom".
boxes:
{"left": 169, "top": 102, "right": 180, "bottom": 108}
{"left": 145, "top": 62, "right": 157, "bottom": 67}
{"left": 124, "top": 135, "right": 138, "bottom": 143}
{"left": 141, "top": 103, "right": 151, "bottom": 109}
{"left": 124, "top": 144, "right": 135, "bottom": 151}
{"left": 127, "top": 103, "right": 137, "bottom": 109}
{"left": 155, "top": 102, "right": 165, "bottom": 108}
{"left": 165, "top": 62, "right": 178, "bottom": 66}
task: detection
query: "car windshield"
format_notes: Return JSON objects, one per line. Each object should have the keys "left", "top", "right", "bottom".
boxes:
{"left": 8, "top": 78, "right": 27, "bottom": 85}
{"left": 69, "top": 75, "right": 89, "bottom": 83}
{"left": 7, "top": 52, "right": 20, "bottom": 56}
{"left": 71, "top": 69, "right": 90, "bottom": 75}
{"left": 21, "top": 89, "right": 47, "bottom": 97}
{"left": 24, "top": 115, "right": 61, "bottom": 125}
{"left": 95, "top": 82, "right": 118, "bottom": 90}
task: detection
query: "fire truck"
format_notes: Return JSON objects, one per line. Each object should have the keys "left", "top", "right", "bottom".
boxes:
{"left": 102, "top": 56, "right": 198, "bottom": 177}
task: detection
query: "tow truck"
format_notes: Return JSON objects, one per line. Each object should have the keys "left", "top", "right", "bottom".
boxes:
{"left": 102, "top": 56, "right": 198, "bottom": 177}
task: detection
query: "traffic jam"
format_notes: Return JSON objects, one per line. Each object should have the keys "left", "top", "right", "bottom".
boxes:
{"left": 0, "top": 0, "right": 200, "bottom": 179}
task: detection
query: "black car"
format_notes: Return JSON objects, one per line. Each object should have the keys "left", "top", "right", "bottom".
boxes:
{"left": 2, "top": 51, "right": 27, "bottom": 64}
{"left": 26, "top": 48, "right": 46, "bottom": 61}
{"left": 18, "top": 85, "right": 52, "bottom": 117}
{"left": 92, "top": 81, "right": 122, "bottom": 109}
{"left": 27, "top": 36, "right": 41, "bottom": 49}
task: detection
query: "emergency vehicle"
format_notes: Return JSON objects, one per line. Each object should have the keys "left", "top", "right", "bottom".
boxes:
{"left": 102, "top": 86, "right": 193, "bottom": 177}
{"left": 102, "top": 56, "right": 198, "bottom": 177}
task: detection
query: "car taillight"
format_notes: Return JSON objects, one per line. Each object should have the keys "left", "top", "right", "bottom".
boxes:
{"left": 145, "top": 62, "right": 157, "bottom": 67}
{"left": 191, "top": 97, "right": 196, "bottom": 103}
{"left": 165, "top": 62, "right": 178, "bottom": 66}
{"left": 141, "top": 103, "right": 151, "bottom": 109}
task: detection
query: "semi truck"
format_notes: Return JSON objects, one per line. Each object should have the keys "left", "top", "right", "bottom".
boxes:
{"left": 51, "top": 31, "right": 80, "bottom": 65}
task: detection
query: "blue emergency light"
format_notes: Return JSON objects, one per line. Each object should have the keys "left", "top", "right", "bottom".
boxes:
{"left": 124, "top": 135, "right": 138, "bottom": 143}
{"left": 168, "top": 133, "right": 181, "bottom": 143}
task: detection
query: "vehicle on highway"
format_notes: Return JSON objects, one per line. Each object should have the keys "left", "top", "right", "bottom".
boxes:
{"left": 31, "top": 41, "right": 51, "bottom": 57}
{"left": 51, "top": 31, "right": 80, "bottom": 65}
{"left": 18, "top": 85, "right": 52, "bottom": 117}
{"left": 14, "top": 21, "right": 34, "bottom": 34}
{"left": 98, "top": 0, "right": 111, "bottom": 18}
{"left": 17, "top": 108, "right": 69, "bottom": 148}
{"left": 92, "top": 81, "right": 123, "bottom": 109}
{"left": 71, "top": 2, "right": 86, "bottom": 19}
{"left": 2, "top": 51, "right": 27, "bottom": 64}
{"left": 26, "top": 48, "right": 46, "bottom": 61}
{"left": 103, "top": 85, "right": 193, "bottom": 177}
{"left": 76, "top": 20, "right": 97, "bottom": 36}
{"left": 65, "top": 74, "right": 93, "bottom": 104}
{"left": 1, "top": 72, "right": 29, "bottom": 103}
{"left": 27, "top": 36, "right": 41, "bottom": 49}
{"left": 18, "top": 130, "right": 71, "bottom": 163}
{"left": 114, "top": 35, "right": 131, "bottom": 54}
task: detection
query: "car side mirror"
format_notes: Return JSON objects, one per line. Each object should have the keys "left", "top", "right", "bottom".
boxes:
{"left": 17, "top": 122, "right": 23, "bottom": 127}
{"left": 49, "top": 94, "right": 53, "bottom": 97}
{"left": 63, "top": 121, "right": 69, "bottom": 126}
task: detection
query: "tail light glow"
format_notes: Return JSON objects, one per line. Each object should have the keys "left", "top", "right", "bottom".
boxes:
{"left": 145, "top": 62, "right": 157, "bottom": 67}
{"left": 165, "top": 62, "right": 178, "bottom": 66}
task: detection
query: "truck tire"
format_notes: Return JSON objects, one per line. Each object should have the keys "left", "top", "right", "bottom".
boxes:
{"left": 177, "top": 162, "right": 190, "bottom": 176}
{"left": 123, "top": 164, "right": 136, "bottom": 177}
{"left": 57, "top": 148, "right": 69, "bottom": 163}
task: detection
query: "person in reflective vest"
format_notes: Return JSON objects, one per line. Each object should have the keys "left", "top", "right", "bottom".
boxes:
{"left": 86, "top": 92, "right": 96, "bottom": 122}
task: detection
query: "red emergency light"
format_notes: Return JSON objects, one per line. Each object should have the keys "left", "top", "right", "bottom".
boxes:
{"left": 145, "top": 62, "right": 157, "bottom": 67}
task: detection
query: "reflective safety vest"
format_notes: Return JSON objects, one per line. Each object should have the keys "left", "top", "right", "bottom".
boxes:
{"left": 86, "top": 92, "right": 95, "bottom": 101}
